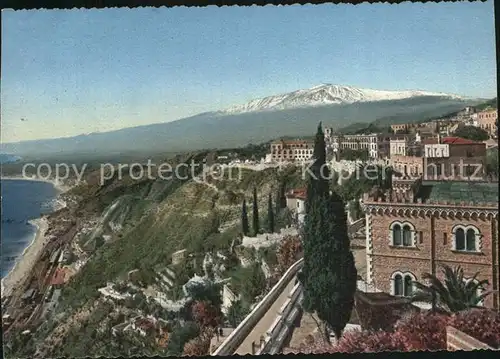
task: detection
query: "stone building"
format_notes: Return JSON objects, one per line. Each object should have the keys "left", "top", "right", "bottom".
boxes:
{"left": 362, "top": 176, "right": 499, "bottom": 309}
{"left": 324, "top": 132, "right": 391, "bottom": 160}
{"left": 476, "top": 109, "right": 497, "bottom": 138}
{"left": 422, "top": 136, "right": 487, "bottom": 180}
{"left": 269, "top": 139, "right": 314, "bottom": 162}
{"left": 389, "top": 155, "right": 424, "bottom": 177}
{"left": 285, "top": 188, "right": 307, "bottom": 226}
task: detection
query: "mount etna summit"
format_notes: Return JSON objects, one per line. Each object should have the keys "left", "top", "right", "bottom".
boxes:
{"left": 217, "top": 84, "right": 465, "bottom": 114}
{"left": 1, "top": 84, "right": 477, "bottom": 157}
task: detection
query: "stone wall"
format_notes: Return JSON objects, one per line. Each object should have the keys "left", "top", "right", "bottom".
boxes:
{"left": 446, "top": 326, "right": 495, "bottom": 350}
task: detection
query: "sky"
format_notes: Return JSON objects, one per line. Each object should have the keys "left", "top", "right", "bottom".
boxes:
{"left": 1, "top": 2, "right": 497, "bottom": 143}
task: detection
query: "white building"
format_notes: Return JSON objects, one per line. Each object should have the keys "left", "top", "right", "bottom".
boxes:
{"left": 285, "top": 188, "right": 306, "bottom": 226}
{"left": 323, "top": 129, "right": 391, "bottom": 160}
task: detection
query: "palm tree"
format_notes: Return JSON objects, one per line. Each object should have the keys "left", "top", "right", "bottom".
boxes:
{"left": 411, "top": 264, "right": 494, "bottom": 313}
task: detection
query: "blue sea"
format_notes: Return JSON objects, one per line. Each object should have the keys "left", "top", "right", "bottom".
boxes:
{"left": 1, "top": 179, "right": 59, "bottom": 277}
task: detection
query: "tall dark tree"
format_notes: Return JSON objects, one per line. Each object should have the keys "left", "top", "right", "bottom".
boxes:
{"left": 267, "top": 192, "right": 275, "bottom": 233}
{"left": 252, "top": 187, "right": 260, "bottom": 236}
{"left": 241, "top": 199, "right": 249, "bottom": 236}
{"left": 305, "top": 123, "right": 330, "bottom": 212}
{"left": 300, "top": 122, "right": 358, "bottom": 344}
{"left": 276, "top": 180, "right": 287, "bottom": 211}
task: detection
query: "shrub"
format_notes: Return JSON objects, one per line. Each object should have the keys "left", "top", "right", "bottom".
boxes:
{"left": 448, "top": 309, "right": 500, "bottom": 349}
{"left": 393, "top": 312, "right": 447, "bottom": 351}
{"left": 191, "top": 300, "right": 222, "bottom": 330}
{"left": 276, "top": 235, "right": 302, "bottom": 276}
{"left": 330, "top": 330, "right": 406, "bottom": 353}
{"left": 354, "top": 292, "right": 417, "bottom": 332}
{"left": 301, "top": 329, "right": 405, "bottom": 353}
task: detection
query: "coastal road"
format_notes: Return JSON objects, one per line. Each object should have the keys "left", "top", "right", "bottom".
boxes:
{"left": 234, "top": 276, "right": 297, "bottom": 355}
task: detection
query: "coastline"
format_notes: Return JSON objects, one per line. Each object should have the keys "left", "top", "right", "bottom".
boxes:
{"left": 1, "top": 177, "right": 71, "bottom": 299}
{"left": 0, "top": 175, "right": 71, "bottom": 194}
{"left": 1, "top": 217, "right": 49, "bottom": 298}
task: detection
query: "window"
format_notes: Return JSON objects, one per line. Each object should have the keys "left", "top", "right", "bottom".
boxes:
{"left": 393, "top": 224, "right": 402, "bottom": 246}
{"left": 402, "top": 225, "right": 412, "bottom": 246}
{"left": 455, "top": 228, "right": 465, "bottom": 250}
{"left": 404, "top": 275, "right": 413, "bottom": 296}
{"left": 390, "top": 221, "right": 415, "bottom": 247}
{"left": 452, "top": 225, "right": 479, "bottom": 252}
{"left": 394, "top": 274, "right": 403, "bottom": 296}
{"left": 392, "top": 272, "right": 415, "bottom": 297}
{"left": 466, "top": 229, "right": 476, "bottom": 251}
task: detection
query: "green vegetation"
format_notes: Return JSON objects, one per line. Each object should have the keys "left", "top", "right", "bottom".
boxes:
{"left": 252, "top": 186, "right": 260, "bottom": 236}
{"left": 241, "top": 199, "right": 249, "bottom": 236}
{"left": 230, "top": 262, "right": 266, "bottom": 304}
{"left": 340, "top": 148, "right": 369, "bottom": 161}
{"left": 453, "top": 125, "right": 489, "bottom": 141}
{"left": 486, "top": 148, "right": 498, "bottom": 178}
{"left": 473, "top": 97, "right": 497, "bottom": 111}
{"left": 300, "top": 123, "right": 357, "bottom": 343}
{"left": 412, "top": 264, "right": 493, "bottom": 313}
{"left": 227, "top": 299, "right": 251, "bottom": 328}
{"left": 334, "top": 163, "right": 392, "bottom": 203}
{"left": 340, "top": 122, "right": 391, "bottom": 135}
{"left": 267, "top": 192, "right": 275, "bottom": 233}
{"left": 167, "top": 321, "right": 200, "bottom": 356}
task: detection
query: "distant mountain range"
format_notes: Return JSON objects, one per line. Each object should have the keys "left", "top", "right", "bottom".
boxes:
{"left": 217, "top": 84, "right": 465, "bottom": 114}
{"left": 0, "top": 84, "right": 483, "bottom": 158}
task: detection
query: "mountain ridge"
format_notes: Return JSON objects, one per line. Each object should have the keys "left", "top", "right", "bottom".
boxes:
{"left": 0, "top": 86, "right": 485, "bottom": 158}
{"left": 216, "top": 84, "right": 467, "bottom": 115}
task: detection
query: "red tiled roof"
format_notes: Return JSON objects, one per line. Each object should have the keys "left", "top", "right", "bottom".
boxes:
{"left": 422, "top": 137, "right": 482, "bottom": 145}
{"left": 50, "top": 268, "right": 66, "bottom": 286}
{"left": 286, "top": 188, "right": 307, "bottom": 200}
{"left": 441, "top": 137, "right": 481, "bottom": 145}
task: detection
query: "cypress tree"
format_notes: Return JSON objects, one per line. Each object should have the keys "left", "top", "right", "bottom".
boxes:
{"left": 267, "top": 192, "right": 275, "bottom": 233}
{"left": 278, "top": 180, "right": 287, "bottom": 210}
{"left": 241, "top": 199, "right": 249, "bottom": 236}
{"left": 252, "top": 187, "right": 259, "bottom": 236}
{"left": 300, "top": 122, "right": 357, "bottom": 343}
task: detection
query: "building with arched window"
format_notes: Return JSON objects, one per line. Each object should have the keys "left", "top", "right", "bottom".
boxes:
{"left": 452, "top": 225, "right": 481, "bottom": 252}
{"left": 362, "top": 176, "right": 499, "bottom": 309}
{"left": 391, "top": 271, "right": 416, "bottom": 297}
{"left": 390, "top": 221, "right": 415, "bottom": 247}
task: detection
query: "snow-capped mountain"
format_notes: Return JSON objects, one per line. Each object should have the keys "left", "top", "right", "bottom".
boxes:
{"left": 218, "top": 84, "right": 464, "bottom": 115}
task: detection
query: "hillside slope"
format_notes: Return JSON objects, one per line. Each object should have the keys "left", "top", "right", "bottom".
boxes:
{"left": 6, "top": 157, "right": 305, "bottom": 358}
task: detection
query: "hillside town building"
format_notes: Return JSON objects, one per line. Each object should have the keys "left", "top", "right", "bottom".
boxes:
{"left": 362, "top": 176, "right": 499, "bottom": 309}
{"left": 323, "top": 131, "right": 391, "bottom": 160}
{"left": 476, "top": 109, "right": 498, "bottom": 138}
{"left": 269, "top": 139, "right": 314, "bottom": 162}
{"left": 422, "top": 136, "right": 487, "bottom": 180}
{"left": 285, "top": 188, "right": 307, "bottom": 226}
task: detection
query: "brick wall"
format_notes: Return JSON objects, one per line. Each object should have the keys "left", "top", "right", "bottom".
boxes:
{"left": 368, "top": 211, "right": 498, "bottom": 309}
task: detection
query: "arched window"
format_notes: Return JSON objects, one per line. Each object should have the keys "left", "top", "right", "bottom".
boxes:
{"left": 455, "top": 228, "right": 465, "bottom": 250}
{"left": 453, "top": 226, "right": 480, "bottom": 252}
{"left": 466, "top": 229, "right": 476, "bottom": 251}
{"left": 394, "top": 274, "right": 403, "bottom": 296}
{"left": 402, "top": 225, "right": 412, "bottom": 246}
{"left": 404, "top": 275, "right": 413, "bottom": 296}
{"left": 393, "top": 224, "right": 402, "bottom": 246}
